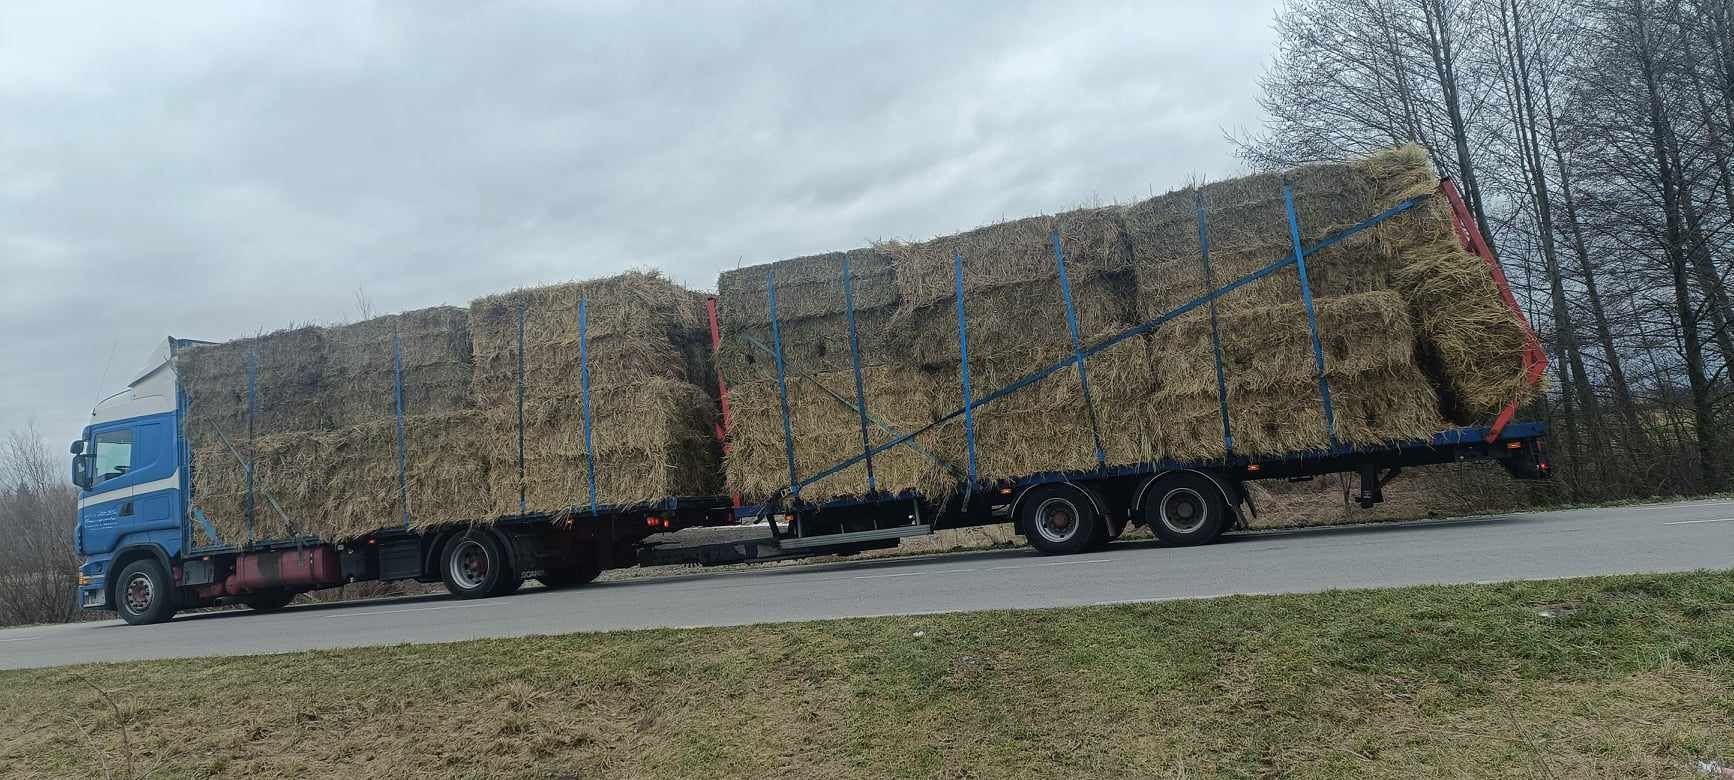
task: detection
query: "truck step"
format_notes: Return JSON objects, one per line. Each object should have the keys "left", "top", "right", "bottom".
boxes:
{"left": 776, "top": 524, "right": 933, "bottom": 550}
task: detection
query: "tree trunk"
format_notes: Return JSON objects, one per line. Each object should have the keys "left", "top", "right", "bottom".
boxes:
{"left": 1535, "top": 28, "right": 1647, "bottom": 451}
{"left": 1633, "top": 0, "right": 1720, "bottom": 489}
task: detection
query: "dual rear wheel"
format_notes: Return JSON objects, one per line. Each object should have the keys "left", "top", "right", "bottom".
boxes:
{"left": 1017, "top": 473, "right": 1232, "bottom": 555}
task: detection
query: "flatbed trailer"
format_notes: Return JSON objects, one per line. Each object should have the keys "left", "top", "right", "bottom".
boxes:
{"left": 70, "top": 175, "right": 1549, "bottom": 625}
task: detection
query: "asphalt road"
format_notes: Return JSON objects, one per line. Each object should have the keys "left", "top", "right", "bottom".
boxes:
{"left": 4, "top": 499, "right": 1731, "bottom": 670}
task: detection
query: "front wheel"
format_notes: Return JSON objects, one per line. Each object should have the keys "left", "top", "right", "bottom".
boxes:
{"left": 115, "top": 559, "right": 178, "bottom": 625}
{"left": 441, "top": 532, "right": 512, "bottom": 598}
{"left": 1019, "top": 485, "right": 1104, "bottom": 555}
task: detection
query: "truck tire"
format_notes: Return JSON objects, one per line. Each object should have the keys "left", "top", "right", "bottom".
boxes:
{"left": 440, "top": 533, "right": 511, "bottom": 599}
{"left": 1018, "top": 484, "right": 1103, "bottom": 555}
{"left": 241, "top": 591, "right": 296, "bottom": 612}
{"left": 1142, "top": 472, "right": 1229, "bottom": 546}
{"left": 537, "top": 558, "right": 603, "bottom": 589}
{"left": 115, "top": 559, "right": 178, "bottom": 625}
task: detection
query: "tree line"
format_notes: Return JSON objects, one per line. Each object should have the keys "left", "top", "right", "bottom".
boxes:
{"left": 1237, "top": 0, "right": 1734, "bottom": 499}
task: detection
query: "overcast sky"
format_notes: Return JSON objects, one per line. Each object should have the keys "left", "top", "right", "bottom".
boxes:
{"left": 1, "top": 0, "right": 1279, "bottom": 447}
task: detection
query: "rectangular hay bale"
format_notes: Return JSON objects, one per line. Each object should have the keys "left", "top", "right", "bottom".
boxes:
{"left": 322, "top": 306, "right": 474, "bottom": 427}
{"left": 723, "top": 367, "right": 952, "bottom": 501}
{"left": 179, "top": 327, "right": 331, "bottom": 443}
{"left": 189, "top": 410, "right": 494, "bottom": 544}
{"left": 469, "top": 271, "right": 710, "bottom": 409}
{"left": 884, "top": 207, "right": 1131, "bottom": 309}
{"left": 486, "top": 379, "right": 720, "bottom": 512}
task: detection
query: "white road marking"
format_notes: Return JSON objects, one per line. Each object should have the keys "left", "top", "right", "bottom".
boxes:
{"left": 1662, "top": 517, "right": 1734, "bottom": 526}
{"left": 985, "top": 558, "right": 1112, "bottom": 571}
{"left": 1631, "top": 501, "right": 1734, "bottom": 512}
{"left": 323, "top": 603, "right": 489, "bottom": 619}
{"left": 851, "top": 568, "right": 979, "bottom": 580}
{"left": 0, "top": 635, "right": 41, "bottom": 643}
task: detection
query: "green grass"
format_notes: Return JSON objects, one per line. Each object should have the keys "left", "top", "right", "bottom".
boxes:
{"left": 3, "top": 571, "right": 1732, "bottom": 778}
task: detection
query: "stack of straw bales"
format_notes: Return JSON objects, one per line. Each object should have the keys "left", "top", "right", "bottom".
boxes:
{"left": 468, "top": 271, "right": 718, "bottom": 515}
{"left": 717, "top": 145, "right": 1536, "bottom": 502}
{"left": 182, "top": 309, "right": 485, "bottom": 544}
{"left": 183, "top": 272, "right": 719, "bottom": 544}
{"left": 1127, "top": 145, "right": 1532, "bottom": 459}
{"left": 717, "top": 250, "right": 952, "bottom": 500}
{"left": 881, "top": 209, "right": 1156, "bottom": 481}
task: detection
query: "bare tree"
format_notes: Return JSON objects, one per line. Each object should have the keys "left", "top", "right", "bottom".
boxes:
{"left": 0, "top": 425, "right": 81, "bottom": 626}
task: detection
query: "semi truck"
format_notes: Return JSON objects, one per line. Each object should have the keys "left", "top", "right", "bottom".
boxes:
{"left": 70, "top": 178, "right": 1552, "bottom": 626}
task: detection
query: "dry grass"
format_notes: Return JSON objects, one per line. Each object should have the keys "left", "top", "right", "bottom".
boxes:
{"left": 3, "top": 571, "right": 1729, "bottom": 778}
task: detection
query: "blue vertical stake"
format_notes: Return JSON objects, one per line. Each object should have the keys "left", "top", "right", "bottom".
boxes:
{"left": 1284, "top": 181, "right": 1338, "bottom": 447}
{"left": 516, "top": 298, "right": 528, "bottom": 515}
{"left": 1195, "top": 191, "right": 1234, "bottom": 455}
{"left": 578, "top": 297, "right": 598, "bottom": 514}
{"left": 952, "top": 249, "right": 978, "bottom": 487}
{"left": 768, "top": 270, "right": 799, "bottom": 498}
{"left": 841, "top": 255, "right": 877, "bottom": 494}
{"left": 1051, "top": 228, "right": 1106, "bottom": 467}
{"left": 245, "top": 350, "right": 257, "bottom": 545}
{"left": 393, "top": 331, "right": 409, "bottom": 528}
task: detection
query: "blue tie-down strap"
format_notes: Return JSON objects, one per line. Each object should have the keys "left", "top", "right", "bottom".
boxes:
{"left": 516, "top": 297, "right": 528, "bottom": 515}
{"left": 841, "top": 254, "right": 877, "bottom": 493}
{"left": 767, "top": 269, "right": 800, "bottom": 497}
{"left": 1283, "top": 181, "right": 1338, "bottom": 447}
{"left": 191, "top": 506, "right": 223, "bottom": 547}
{"left": 392, "top": 331, "right": 410, "bottom": 527}
{"left": 579, "top": 296, "right": 599, "bottom": 514}
{"left": 1195, "top": 191, "right": 1233, "bottom": 455}
{"left": 952, "top": 248, "right": 978, "bottom": 485}
{"left": 1050, "top": 227, "right": 1107, "bottom": 466}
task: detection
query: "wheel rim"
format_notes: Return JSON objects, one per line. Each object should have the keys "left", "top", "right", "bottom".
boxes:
{"left": 1159, "top": 487, "right": 1208, "bottom": 534}
{"left": 123, "top": 572, "right": 154, "bottom": 615}
{"left": 1033, "top": 497, "right": 1084, "bottom": 544}
{"left": 449, "top": 540, "right": 490, "bottom": 590}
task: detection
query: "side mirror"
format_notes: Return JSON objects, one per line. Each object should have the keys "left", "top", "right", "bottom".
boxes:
{"left": 70, "top": 440, "right": 85, "bottom": 455}
{"left": 71, "top": 454, "right": 93, "bottom": 490}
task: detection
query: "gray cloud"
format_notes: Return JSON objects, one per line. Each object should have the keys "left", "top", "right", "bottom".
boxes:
{"left": 0, "top": 0, "right": 1277, "bottom": 446}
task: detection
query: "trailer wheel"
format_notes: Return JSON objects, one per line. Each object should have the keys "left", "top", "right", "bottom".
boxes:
{"left": 1018, "top": 484, "right": 1103, "bottom": 555}
{"left": 1142, "top": 472, "right": 1229, "bottom": 546}
{"left": 115, "top": 559, "right": 178, "bottom": 625}
{"left": 241, "top": 591, "right": 295, "bottom": 612}
{"left": 440, "top": 533, "right": 510, "bottom": 599}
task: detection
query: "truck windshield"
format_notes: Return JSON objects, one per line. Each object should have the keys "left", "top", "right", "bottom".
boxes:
{"left": 92, "top": 428, "right": 133, "bottom": 484}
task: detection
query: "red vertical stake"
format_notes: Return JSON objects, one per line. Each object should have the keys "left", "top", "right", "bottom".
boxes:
{"left": 1439, "top": 178, "right": 1547, "bottom": 442}
{"left": 706, "top": 296, "right": 741, "bottom": 507}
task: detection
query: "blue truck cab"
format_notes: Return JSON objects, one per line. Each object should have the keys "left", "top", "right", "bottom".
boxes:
{"left": 70, "top": 337, "right": 208, "bottom": 621}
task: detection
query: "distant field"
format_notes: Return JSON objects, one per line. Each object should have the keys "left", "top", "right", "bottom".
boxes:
{"left": 2, "top": 571, "right": 1729, "bottom": 778}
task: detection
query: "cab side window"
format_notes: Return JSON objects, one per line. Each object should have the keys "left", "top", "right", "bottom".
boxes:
{"left": 93, "top": 428, "right": 133, "bottom": 485}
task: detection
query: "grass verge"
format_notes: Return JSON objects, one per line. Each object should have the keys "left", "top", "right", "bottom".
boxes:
{"left": 3, "top": 571, "right": 1731, "bottom": 778}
